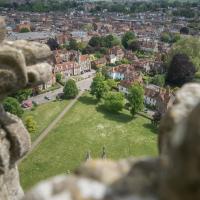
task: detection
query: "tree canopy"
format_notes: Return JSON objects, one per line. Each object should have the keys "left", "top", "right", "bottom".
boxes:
{"left": 47, "top": 38, "right": 59, "bottom": 51}
{"left": 3, "top": 97, "right": 24, "bottom": 118}
{"left": 168, "top": 37, "right": 200, "bottom": 71}
{"left": 103, "top": 92, "right": 125, "bottom": 113}
{"left": 63, "top": 79, "right": 78, "bottom": 99}
{"left": 160, "top": 32, "right": 180, "bottom": 43}
{"left": 12, "top": 89, "right": 32, "bottom": 103}
{"left": 122, "top": 31, "right": 137, "bottom": 50}
{"left": 150, "top": 75, "right": 165, "bottom": 87}
{"left": 166, "top": 53, "right": 196, "bottom": 86}
{"left": 20, "top": 27, "right": 30, "bottom": 33}
{"left": 90, "top": 73, "right": 109, "bottom": 100}
{"left": 128, "top": 84, "right": 144, "bottom": 116}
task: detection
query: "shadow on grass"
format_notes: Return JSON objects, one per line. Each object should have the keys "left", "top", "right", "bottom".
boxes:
{"left": 78, "top": 95, "right": 97, "bottom": 105}
{"left": 96, "top": 105, "right": 133, "bottom": 123}
{"left": 143, "top": 123, "right": 158, "bottom": 134}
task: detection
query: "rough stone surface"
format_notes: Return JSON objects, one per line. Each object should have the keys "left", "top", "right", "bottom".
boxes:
{"left": 0, "top": 17, "right": 52, "bottom": 200}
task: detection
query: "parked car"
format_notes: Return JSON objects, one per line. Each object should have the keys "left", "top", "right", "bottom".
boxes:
{"left": 44, "top": 96, "right": 51, "bottom": 100}
{"left": 21, "top": 100, "right": 32, "bottom": 108}
{"left": 56, "top": 93, "right": 64, "bottom": 99}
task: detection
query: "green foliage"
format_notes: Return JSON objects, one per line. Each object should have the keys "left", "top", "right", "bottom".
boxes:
{"left": 161, "top": 32, "right": 180, "bottom": 43}
{"left": 16, "top": 0, "right": 78, "bottom": 12}
{"left": 12, "top": 89, "right": 32, "bottom": 103}
{"left": 20, "top": 28, "right": 30, "bottom": 33}
{"left": 128, "top": 84, "right": 144, "bottom": 116}
{"left": 56, "top": 73, "right": 62, "bottom": 82}
{"left": 90, "top": 73, "right": 109, "bottom": 100}
{"left": 173, "top": 8, "right": 195, "bottom": 18}
{"left": 168, "top": 37, "right": 200, "bottom": 71}
{"left": 88, "top": 35, "right": 120, "bottom": 49}
{"left": 150, "top": 75, "right": 165, "bottom": 87}
{"left": 103, "top": 92, "right": 125, "bottom": 113}
{"left": 68, "top": 39, "right": 78, "bottom": 51}
{"left": 94, "top": 52, "right": 103, "bottom": 59}
{"left": 127, "top": 39, "right": 140, "bottom": 51}
{"left": 122, "top": 31, "right": 136, "bottom": 49}
{"left": 77, "top": 42, "right": 87, "bottom": 52}
{"left": 106, "top": 79, "right": 118, "bottom": 89}
{"left": 25, "top": 116, "right": 37, "bottom": 134}
{"left": 89, "top": 36, "right": 102, "bottom": 47}
{"left": 3, "top": 97, "right": 23, "bottom": 118}
{"left": 166, "top": 53, "right": 196, "bottom": 86}
{"left": 63, "top": 79, "right": 78, "bottom": 99}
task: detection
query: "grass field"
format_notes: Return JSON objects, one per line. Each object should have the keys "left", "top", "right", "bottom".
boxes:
{"left": 19, "top": 93, "right": 158, "bottom": 190}
{"left": 22, "top": 99, "right": 69, "bottom": 141}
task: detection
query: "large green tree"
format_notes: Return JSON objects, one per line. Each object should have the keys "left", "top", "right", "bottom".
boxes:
{"left": 90, "top": 73, "right": 109, "bottom": 100}
{"left": 63, "top": 79, "right": 78, "bottom": 99}
{"left": 122, "top": 31, "right": 136, "bottom": 49}
{"left": 128, "top": 84, "right": 144, "bottom": 116}
{"left": 168, "top": 37, "right": 200, "bottom": 71}
{"left": 3, "top": 97, "right": 24, "bottom": 118}
{"left": 68, "top": 39, "right": 79, "bottom": 51}
{"left": 12, "top": 89, "right": 32, "bottom": 103}
{"left": 166, "top": 53, "right": 196, "bottom": 86}
{"left": 103, "top": 92, "right": 125, "bottom": 113}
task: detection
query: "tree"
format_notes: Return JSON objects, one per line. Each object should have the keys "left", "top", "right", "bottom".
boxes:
{"left": 180, "top": 27, "right": 189, "bottom": 35}
{"left": 90, "top": 73, "right": 109, "bottom": 100}
{"left": 128, "top": 84, "right": 144, "bottom": 116}
{"left": 161, "top": 32, "right": 180, "bottom": 43}
{"left": 103, "top": 92, "right": 125, "bottom": 113}
{"left": 47, "top": 38, "right": 59, "bottom": 51}
{"left": 56, "top": 73, "right": 62, "bottom": 82}
{"left": 106, "top": 79, "right": 117, "bottom": 90}
{"left": 25, "top": 116, "right": 37, "bottom": 134}
{"left": 63, "top": 79, "right": 78, "bottom": 99}
{"left": 128, "top": 39, "right": 140, "bottom": 51}
{"left": 122, "top": 31, "right": 136, "bottom": 49}
{"left": 104, "top": 35, "right": 119, "bottom": 48}
{"left": 166, "top": 53, "right": 196, "bottom": 86}
{"left": 150, "top": 75, "right": 165, "bottom": 87}
{"left": 89, "top": 36, "right": 101, "bottom": 47}
{"left": 20, "top": 27, "right": 30, "bottom": 33}
{"left": 3, "top": 97, "right": 24, "bottom": 118}
{"left": 161, "top": 32, "right": 171, "bottom": 43}
{"left": 68, "top": 39, "right": 78, "bottom": 51}
{"left": 12, "top": 89, "right": 32, "bottom": 103}
{"left": 168, "top": 37, "right": 200, "bottom": 71}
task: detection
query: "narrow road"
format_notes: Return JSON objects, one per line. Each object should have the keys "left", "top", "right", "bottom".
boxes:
{"left": 20, "top": 91, "right": 84, "bottom": 162}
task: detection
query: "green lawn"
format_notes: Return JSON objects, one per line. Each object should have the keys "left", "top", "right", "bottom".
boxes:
{"left": 19, "top": 93, "right": 158, "bottom": 191}
{"left": 22, "top": 99, "right": 69, "bottom": 141}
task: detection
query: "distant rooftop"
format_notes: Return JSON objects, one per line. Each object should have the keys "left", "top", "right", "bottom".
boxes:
{"left": 7, "top": 32, "right": 56, "bottom": 41}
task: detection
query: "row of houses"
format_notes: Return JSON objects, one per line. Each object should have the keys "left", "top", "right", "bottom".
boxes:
{"left": 107, "top": 64, "right": 174, "bottom": 115}
{"left": 53, "top": 50, "right": 91, "bottom": 79}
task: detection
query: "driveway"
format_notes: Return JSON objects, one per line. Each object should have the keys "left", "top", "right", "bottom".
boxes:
{"left": 28, "top": 76, "right": 93, "bottom": 105}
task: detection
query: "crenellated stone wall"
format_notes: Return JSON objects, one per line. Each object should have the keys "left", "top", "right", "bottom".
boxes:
{"left": 1, "top": 17, "right": 200, "bottom": 200}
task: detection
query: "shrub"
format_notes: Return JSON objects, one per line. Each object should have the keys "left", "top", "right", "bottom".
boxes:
{"left": 63, "top": 79, "right": 78, "bottom": 99}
